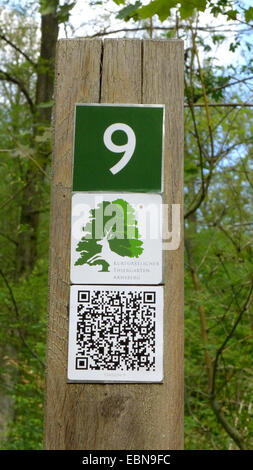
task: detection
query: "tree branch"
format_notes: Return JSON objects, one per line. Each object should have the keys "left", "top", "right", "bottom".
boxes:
{"left": 0, "top": 181, "right": 31, "bottom": 211}
{"left": 209, "top": 283, "right": 253, "bottom": 450}
{"left": 212, "top": 282, "right": 253, "bottom": 397}
{"left": 87, "top": 24, "right": 251, "bottom": 38}
{"left": 0, "top": 231, "right": 17, "bottom": 246}
{"left": 185, "top": 237, "right": 213, "bottom": 391}
{"left": 0, "top": 267, "right": 45, "bottom": 368}
{"left": 0, "top": 68, "right": 35, "bottom": 114}
{"left": 191, "top": 24, "right": 214, "bottom": 159}
{"left": 185, "top": 236, "right": 250, "bottom": 450}
{"left": 0, "top": 32, "right": 37, "bottom": 68}
{"left": 185, "top": 102, "right": 253, "bottom": 107}
{"left": 210, "top": 398, "right": 246, "bottom": 450}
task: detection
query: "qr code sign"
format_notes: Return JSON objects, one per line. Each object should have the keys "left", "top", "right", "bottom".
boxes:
{"left": 67, "top": 285, "right": 163, "bottom": 382}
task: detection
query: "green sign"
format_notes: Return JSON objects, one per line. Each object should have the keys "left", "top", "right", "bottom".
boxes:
{"left": 72, "top": 104, "right": 164, "bottom": 192}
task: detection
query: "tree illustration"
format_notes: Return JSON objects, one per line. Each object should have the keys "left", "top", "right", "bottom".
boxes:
{"left": 75, "top": 199, "right": 143, "bottom": 272}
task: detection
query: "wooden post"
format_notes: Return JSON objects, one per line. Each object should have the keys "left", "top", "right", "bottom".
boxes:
{"left": 44, "top": 39, "right": 184, "bottom": 450}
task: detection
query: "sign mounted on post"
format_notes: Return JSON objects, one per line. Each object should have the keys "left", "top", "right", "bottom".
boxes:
{"left": 69, "top": 103, "right": 165, "bottom": 383}
{"left": 45, "top": 38, "right": 184, "bottom": 450}
{"left": 70, "top": 192, "right": 163, "bottom": 285}
{"left": 67, "top": 285, "right": 163, "bottom": 383}
{"left": 72, "top": 104, "right": 164, "bottom": 192}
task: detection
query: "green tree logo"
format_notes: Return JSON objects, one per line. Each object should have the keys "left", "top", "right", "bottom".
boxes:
{"left": 75, "top": 198, "right": 143, "bottom": 272}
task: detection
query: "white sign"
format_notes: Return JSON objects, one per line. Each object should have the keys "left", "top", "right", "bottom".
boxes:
{"left": 67, "top": 285, "right": 163, "bottom": 383}
{"left": 70, "top": 192, "right": 163, "bottom": 285}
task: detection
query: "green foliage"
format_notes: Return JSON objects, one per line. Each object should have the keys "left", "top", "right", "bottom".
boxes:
{"left": 114, "top": 0, "right": 245, "bottom": 23}
{"left": 0, "top": 4, "right": 49, "bottom": 450}
{"left": 245, "top": 7, "right": 253, "bottom": 23}
{"left": 0, "top": 260, "right": 48, "bottom": 450}
{"left": 39, "top": 0, "right": 58, "bottom": 15}
{"left": 57, "top": 2, "right": 76, "bottom": 23}
{"left": 39, "top": 0, "right": 76, "bottom": 23}
{"left": 116, "top": 1, "right": 141, "bottom": 20}
{"left": 184, "top": 93, "right": 253, "bottom": 448}
{"left": 115, "top": 0, "right": 208, "bottom": 22}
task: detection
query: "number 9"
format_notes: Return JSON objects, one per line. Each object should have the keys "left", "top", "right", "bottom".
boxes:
{"left": 103, "top": 123, "right": 136, "bottom": 175}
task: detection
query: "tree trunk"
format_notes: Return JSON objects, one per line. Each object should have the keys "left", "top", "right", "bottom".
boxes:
{"left": 15, "top": 9, "right": 59, "bottom": 278}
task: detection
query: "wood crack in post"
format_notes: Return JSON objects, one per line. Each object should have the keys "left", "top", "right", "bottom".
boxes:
{"left": 99, "top": 40, "right": 104, "bottom": 104}
{"left": 141, "top": 40, "right": 144, "bottom": 104}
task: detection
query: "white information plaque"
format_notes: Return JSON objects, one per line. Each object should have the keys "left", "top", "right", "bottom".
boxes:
{"left": 67, "top": 285, "right": 163, "bottom": 383}
{"left": 70, "top": 192, "right": 163, "bottom": 285}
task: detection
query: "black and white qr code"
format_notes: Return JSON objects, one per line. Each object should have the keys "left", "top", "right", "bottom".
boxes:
{"left": 67, "top": 285, "right": 163, "bottom": 383}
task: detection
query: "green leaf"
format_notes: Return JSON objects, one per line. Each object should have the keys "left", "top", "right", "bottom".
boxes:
{"left": 180, "top": 1, "right": 207, "bottom": 20}
{"left": 128, "top": 0, "right": 207, "bottom": 22}
{"left": 113, "top": 0, "right": 126, "bottom": 5}
{"left": 37, "top": 100, "right": 54, "bottom": 109}
{"left": 179, "top": 4, "right": 195, "bottom": 19}
{"left": 138, "top": 0, "right": 177, "bottom": 21}
{"left": 57, "top": 2, "right": 76, "bottom": 23}
{"left": 39, "top": 0, "right": 58, "bottom": 16}
{"left": 226, "top": 9, "right": 238, "bottom": 21}
{"left": 116, "top": 1, "right": 142, "bottom": 20}
{"left": 229, "top": 40, "right": 240, "bottom": 52}
{"left": 245, "top": 7, "right": 253, "bottom": 23}
{"left": 212, "top": 34, "right": 225, "bottom": 45}
{"left": 210, "top": 5, "right": 221, "bottom": 17}
{"left": 185, "top": 164, "right": 199, "bottom": 175}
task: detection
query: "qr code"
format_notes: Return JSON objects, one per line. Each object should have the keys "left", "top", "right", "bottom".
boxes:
{"left": 68, "top": 285, "right": 163, "bottom": 382}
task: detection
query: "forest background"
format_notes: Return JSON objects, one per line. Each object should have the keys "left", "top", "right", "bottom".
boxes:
{"left": 0, "top": 0, "right": 252, "bottom": 450}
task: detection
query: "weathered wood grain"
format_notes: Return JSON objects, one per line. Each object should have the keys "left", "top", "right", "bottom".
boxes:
{"left": 44, "top": 38, "right": 184, "bottom": 450}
